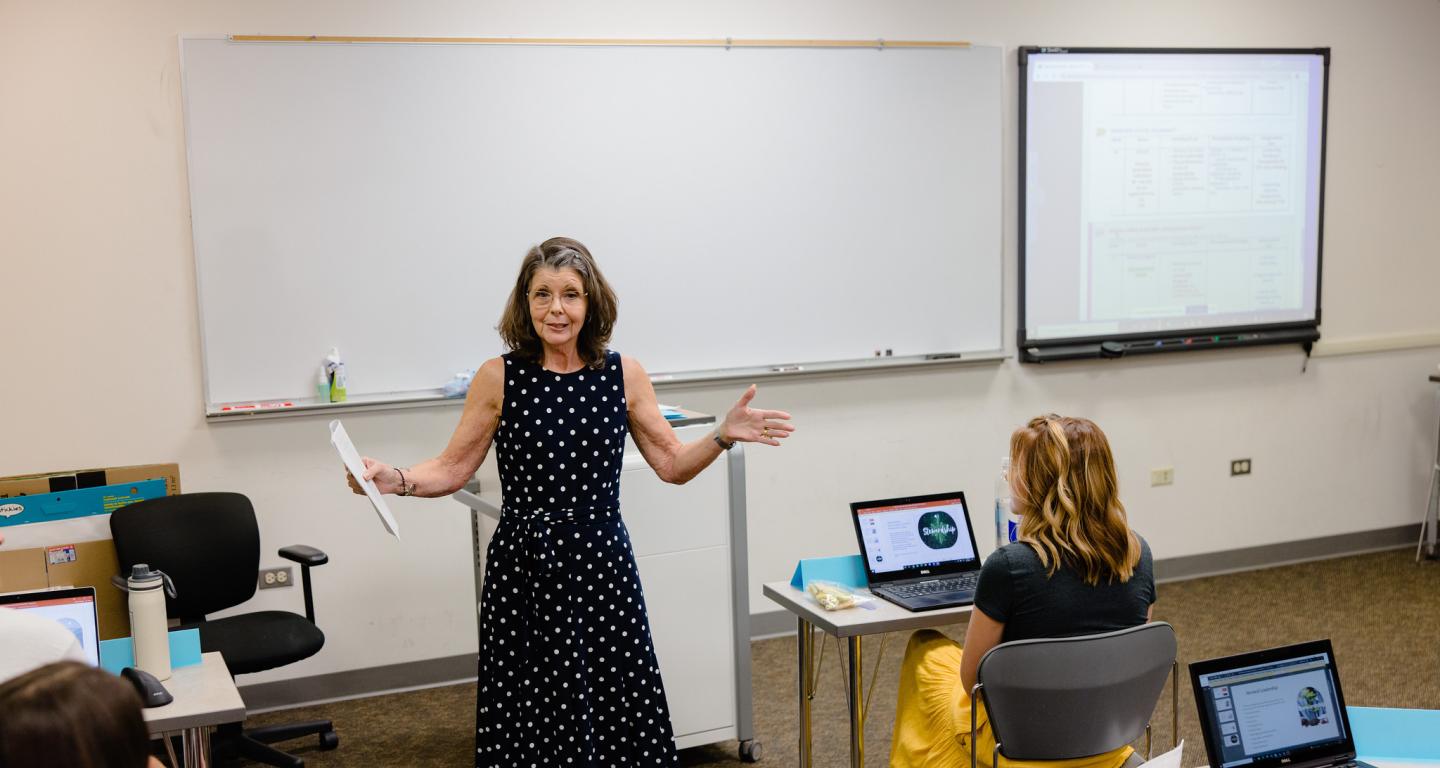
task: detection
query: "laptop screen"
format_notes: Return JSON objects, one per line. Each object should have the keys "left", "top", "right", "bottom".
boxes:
{"left": 1189, "top": 639, "right": 1356, "bottom": 768}
{"left": 0, "top": 587, "right": 102, "bottom": 667}
{"left": 851, "top": 491, "right": 980, "bottom": 584}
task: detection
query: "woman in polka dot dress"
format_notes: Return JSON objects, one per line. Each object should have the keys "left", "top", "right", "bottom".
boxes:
{"left": 350, "top": 237, "right": 795, "bottom": 767}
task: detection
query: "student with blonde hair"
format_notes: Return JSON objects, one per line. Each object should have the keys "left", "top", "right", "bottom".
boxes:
{"left": 890, "top": 415, "right": 1156, "bottom": 768}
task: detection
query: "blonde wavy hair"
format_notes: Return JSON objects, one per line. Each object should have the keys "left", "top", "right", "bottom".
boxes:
{"left": 1010, "top": 414, "right": 1141, "bottom": 585}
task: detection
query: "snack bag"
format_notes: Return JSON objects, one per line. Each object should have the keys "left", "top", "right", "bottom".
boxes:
{"left": 806, "top": 580, "right": 874, "bottom": 611}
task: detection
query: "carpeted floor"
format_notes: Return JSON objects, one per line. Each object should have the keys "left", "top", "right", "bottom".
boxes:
{"left": 238, "top": 549, "right": 1440, "bottom": 767}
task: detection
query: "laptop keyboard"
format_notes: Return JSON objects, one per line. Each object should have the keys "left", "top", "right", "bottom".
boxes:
{"left": 885, "top": 572, "right": 979, "bottom": 597}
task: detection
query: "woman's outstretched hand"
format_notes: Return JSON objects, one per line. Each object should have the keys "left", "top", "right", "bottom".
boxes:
{"left": 348, "top": 456, "right": 400, "bottom": 495}
{"left": 721, "top": 384, "right": 794, "bottom": 447}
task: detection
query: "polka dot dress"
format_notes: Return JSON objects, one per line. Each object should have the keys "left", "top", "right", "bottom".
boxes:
{"left": 476, "top": 350, "right": 678, "bottom": 767}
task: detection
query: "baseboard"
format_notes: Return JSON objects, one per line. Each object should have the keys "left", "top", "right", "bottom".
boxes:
{"left": 239, "top": 653, "right": 477, "bottom": 713}
{"left": 243, "top": 524, "right": 1419, "bottom": 711}
{"left": 1151, "top": 523, "right": 1418, "bottom": 582}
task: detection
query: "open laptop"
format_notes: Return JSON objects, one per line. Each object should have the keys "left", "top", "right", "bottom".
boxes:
{"left": 850, "top": 491, "right": 982, "bottom": 611}
{"left": 0, "top": 586, "right": 102, "bottom": 667}
{"left": 1189, "top": 639, "right": 1375, "bottom": 768}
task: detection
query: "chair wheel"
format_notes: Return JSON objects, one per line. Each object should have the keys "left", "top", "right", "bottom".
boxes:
{"left": 319, "top": 730, "right": 340, "bottom": 750}
{"left": 739, "top": 739, "right": 761, "bottom": 762}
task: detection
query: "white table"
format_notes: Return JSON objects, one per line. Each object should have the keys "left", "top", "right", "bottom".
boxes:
{"left": 763, "top": 580, "right": 974, "bottom": 768}
{"left": 142, "top": 652, "right": 246, "bottom": 767}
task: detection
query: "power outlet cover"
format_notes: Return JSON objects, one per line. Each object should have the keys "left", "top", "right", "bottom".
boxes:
{"left": 258, "top": 566, "right": 293, "bottom": 590}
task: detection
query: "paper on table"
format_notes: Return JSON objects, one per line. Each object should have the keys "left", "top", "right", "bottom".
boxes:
{"left": 1137, "top": 741, "right": 1182, "bottom": 768}
{"left": 329, "top": 419, "right": 401, "bottom": 539}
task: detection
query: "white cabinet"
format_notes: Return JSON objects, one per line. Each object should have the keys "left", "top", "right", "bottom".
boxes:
{"left": 454, "top": 417, "right": 758, "bottom": 761}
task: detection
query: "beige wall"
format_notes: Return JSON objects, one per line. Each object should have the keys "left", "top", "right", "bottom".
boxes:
{"left": 3, "top": 0, "right": 1438, "bottom": 683}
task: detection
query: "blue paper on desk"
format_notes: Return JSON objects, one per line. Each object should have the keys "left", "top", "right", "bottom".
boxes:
{"left": 1349, "top": 706, "right": 1440, "bottom": 759}
{"left": 99, "top": 628, "right": 202, "bottom": 675}
{"left": 790, "top": 554, "right": 868, "bottom": 591}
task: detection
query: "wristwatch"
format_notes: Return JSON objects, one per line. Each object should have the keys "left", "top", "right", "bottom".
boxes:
{"left": 713, "top": 432, "right": 735, "bottom": 451}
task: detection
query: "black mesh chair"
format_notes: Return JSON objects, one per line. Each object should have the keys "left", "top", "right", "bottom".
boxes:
{"left": 970, "top": 621, "right": 1179, "bottom": 768}
{"left": 111, "top": 492, "right": 338, "bottom": 767}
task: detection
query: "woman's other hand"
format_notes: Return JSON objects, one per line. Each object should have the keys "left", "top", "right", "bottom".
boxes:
{"left": 721, "top": 384, "right": 795, "bottom": 447}
{"left": 348, "top": 457, "right": 401, "bottom": 495}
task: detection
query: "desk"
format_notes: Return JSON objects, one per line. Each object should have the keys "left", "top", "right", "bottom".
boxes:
{"left": 763, "top": 581, "right": 973, "bottom": 768}
{"left": 142, "top": 652, "right": 246, "bottom": 767}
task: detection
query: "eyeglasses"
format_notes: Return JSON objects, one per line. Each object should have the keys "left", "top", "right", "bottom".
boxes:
{"left": 529, "top": 288, "right": 587, "bottom": 308}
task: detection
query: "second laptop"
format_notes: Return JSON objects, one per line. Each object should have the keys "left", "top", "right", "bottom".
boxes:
{"left": 851, "top": 491, "right": 982, "bottom": 612}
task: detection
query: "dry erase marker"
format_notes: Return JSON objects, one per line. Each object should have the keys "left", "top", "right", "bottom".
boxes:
{"left": 771, "top": 365, "right": 804, "bottom": 373}
{"left": 221, "top": 401, "right": 294, "bottom": 411}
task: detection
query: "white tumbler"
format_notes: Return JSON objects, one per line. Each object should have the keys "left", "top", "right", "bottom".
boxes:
{"left": 127, "top": 564, "right": 174, "bottom": 681}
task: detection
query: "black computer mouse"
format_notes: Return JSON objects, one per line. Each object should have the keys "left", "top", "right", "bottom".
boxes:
{"left": 120, "top": 666, "right": 174, "bottom": 708}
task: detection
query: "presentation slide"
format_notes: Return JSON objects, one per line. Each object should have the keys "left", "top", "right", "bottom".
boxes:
{"left": 14, "top": 596, "right": 100, "bottom": 666}
{"left": 1230, "top": 668, "right": 1340, "bottom": 754}
{"left": 1022, "top": 50, "right": 1326, "bottom": 343}
{"left": 857, "top": 499, "right": 976, "bottom": 573}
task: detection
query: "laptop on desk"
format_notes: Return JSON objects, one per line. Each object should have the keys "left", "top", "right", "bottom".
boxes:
{"left": 0, "top": 585, "right": 102, "bottom": 667}
{"left": 1190, "top": 639, "right": 1376, "bottom": 768}
{"left": 850, "top": 491, "right": 982, "bottom": 612}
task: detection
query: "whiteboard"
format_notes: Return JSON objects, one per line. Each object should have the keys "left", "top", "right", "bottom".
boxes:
{"left": 182, "top": 38, "right": 1003, "bottom": 406}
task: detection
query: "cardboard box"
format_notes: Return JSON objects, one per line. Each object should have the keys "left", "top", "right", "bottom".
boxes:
{"left": 0, "top": 464, "right": 181, "bottom": 640}
{"left": 0, "top": 463, "right": 181, "bottom": 500}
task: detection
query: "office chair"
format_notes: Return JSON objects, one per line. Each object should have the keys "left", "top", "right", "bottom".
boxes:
{"left": 970, "top": 621, "right": 1178, "bottom": 768}
{"left": 111, "top": 492, "right": 338, "bottom": 768}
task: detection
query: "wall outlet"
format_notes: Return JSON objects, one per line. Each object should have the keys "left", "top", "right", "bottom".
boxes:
{"left": 1230, "top": 458, "right": 1252, "bottom": 476}
{"left": 1150, "top": 467, "right": 1174, "bottom": 486}
{"left": 258, "top": 566, "right": 293, "bottom": 590}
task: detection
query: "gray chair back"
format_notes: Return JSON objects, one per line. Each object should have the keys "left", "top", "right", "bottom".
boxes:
{"left": 974, "top": 621, "right": 1177, "bottom": 762}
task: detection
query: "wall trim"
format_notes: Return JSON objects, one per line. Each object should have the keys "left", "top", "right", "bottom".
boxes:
{"left": 243, "top": 524, "right": 1418, "bottom": 711}
{"left": 240, "top": 654, "right": 477, "bottom": 713}
{"left": 1310, "top": 332, "right": 1440, "bottom": 357}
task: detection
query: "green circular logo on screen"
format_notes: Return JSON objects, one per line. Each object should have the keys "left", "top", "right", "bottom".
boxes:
{"left": 917, "top": 511, "right": 959, "bottom": 549}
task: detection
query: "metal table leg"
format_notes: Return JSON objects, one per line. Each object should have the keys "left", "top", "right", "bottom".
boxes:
{"left": 182, "top": 726, "right": 211, "bottom": 767}
{"left": 798, "top": 617, "right": 813, "bottom": 768}
{"left": 1421, "top": 394, "right": 1440, "bottom": 562}
{"left": 848, "top": 635, "right": 864, "bottom": 768}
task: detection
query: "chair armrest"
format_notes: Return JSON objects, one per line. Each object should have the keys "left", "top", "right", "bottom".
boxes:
{"left": 277, "top": 546, "right": 328, "bottom": 625}
{"left": 278, "top": 545, "right": 329, "bottom": 567}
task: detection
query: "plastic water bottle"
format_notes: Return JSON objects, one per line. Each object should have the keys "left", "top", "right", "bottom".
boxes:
{"left": 127, "top": 564, "right": 176, "bottom": 681}
{"left": 994, "top": 457, "right": 1018, "bottom": 548}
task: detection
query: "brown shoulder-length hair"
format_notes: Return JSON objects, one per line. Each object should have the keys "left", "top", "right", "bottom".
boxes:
{"left": 497, "top": 237, "right": 618, "bottom": 369}
{"left": 1010, "top": 414, "right": 1141, "bottom": 585}
{"left": 0, "top": 661, "right": 151, "bottom": 768}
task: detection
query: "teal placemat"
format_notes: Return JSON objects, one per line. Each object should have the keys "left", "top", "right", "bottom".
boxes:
{"left": 1350, "top": 706, "right": 1440, "bottom": 760}
{"left": 99, "top": 628, "right": 202, "bottom": 675}
{"left": 790, "top": 554, "right": 868, "bottom": 590}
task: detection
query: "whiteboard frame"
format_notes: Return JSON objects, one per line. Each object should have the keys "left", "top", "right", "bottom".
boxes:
{"left": 180, "top": 35, "right": 1007, "bottom": 417}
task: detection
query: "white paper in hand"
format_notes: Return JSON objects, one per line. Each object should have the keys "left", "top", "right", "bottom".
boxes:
{"left": 330, "top": 419, "right": 401, "bottom": 539}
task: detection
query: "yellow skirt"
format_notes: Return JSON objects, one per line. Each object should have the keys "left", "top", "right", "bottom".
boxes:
{"left": 889, "top": 630, "right": 1135, "bottom": 768}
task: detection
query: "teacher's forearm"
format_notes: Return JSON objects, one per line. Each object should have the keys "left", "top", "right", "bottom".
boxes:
{"left": 660, "top": 431, "right": 728, "bottom": 485}
{"left": 397, "top": 457, "right": 472, "bottom": 497}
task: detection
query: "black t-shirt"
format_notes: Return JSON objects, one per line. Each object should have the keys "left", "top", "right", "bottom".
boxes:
{"left": 973, "top": 535, "right": 1155, "bottom": 643}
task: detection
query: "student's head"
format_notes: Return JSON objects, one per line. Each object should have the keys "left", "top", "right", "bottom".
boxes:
{"left": 498, "top": 236, "right": 619, "bottom": 368}
{"left": 1008, "top": 414, "right": 1140, "bottom": 585}
{"left": 0, "top": 661, "right": 158, "bottom": 768}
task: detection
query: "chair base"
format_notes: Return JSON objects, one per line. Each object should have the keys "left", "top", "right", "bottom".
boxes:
{"left": 214, "top": 720, "right": 339, "bottom": 767}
